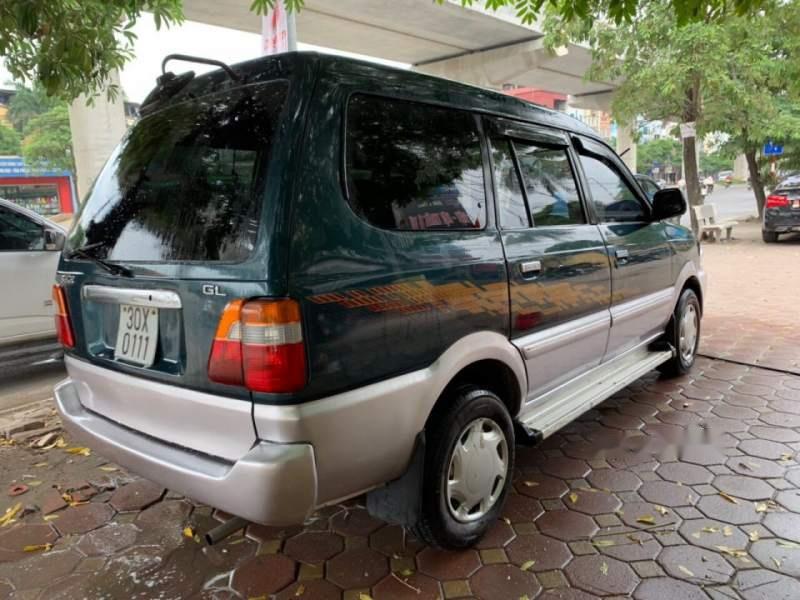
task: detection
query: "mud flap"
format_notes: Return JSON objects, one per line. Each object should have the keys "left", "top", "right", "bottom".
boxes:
{"left": 366, "top": 432, "right": 425, "bottom": 527}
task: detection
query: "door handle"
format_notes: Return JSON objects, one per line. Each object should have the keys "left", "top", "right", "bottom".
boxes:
{"left": 520, "top": 260, "right": 542, "bottom": 276}
{"left": 615, "top": 248, "right": 630, "bottom": 262}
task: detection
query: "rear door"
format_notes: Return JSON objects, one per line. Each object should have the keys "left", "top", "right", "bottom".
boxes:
{"left": 487, "top": 119, "right": 611, "bottom": 399}
{"left": 0, "top": 204, "right": 58, "bottom": 344}
{"left": 574, "top": 136, "right": 674, "bottom": 360}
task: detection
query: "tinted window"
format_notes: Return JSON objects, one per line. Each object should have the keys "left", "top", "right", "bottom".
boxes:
{"left": 0, "top": 206, "right": 44, "bottom": 251}
{"left": 490, "top": 138, "right": 528, "bottom": 229}
{"left": 346, "top": 95, "right": 485, "bottom": 230}
{"left": 68, "top": 81, "right": 288, "bottom": 262}
{"left": 515, "top": 142, "right": 584, "bottom": 226}
{"left": 638, "top": 177, "right": 659, "bottom": 200}
{"left": 579, "top": 154, "right": 647, "bottom": 222}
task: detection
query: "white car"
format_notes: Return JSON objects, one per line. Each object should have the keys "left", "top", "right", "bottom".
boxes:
{"left": 0, "top": 198, "right": 66, "bottom": 365}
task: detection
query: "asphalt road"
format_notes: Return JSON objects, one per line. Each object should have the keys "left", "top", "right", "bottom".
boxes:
{"left": 679, "top": 183, "right": 760, "bottom": 227}
{"left": 0, "top": 362, "right": 66, "bottom": 414}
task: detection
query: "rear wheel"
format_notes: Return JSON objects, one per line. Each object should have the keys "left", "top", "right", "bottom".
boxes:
{"left": 762, "top": 230, "right": 779, "bottom": 243}
{"left": 413, "top": 386, "right": 514, "bottom": 549}
{"left": 658, "top": 288, "right": 701, "bottom": 378}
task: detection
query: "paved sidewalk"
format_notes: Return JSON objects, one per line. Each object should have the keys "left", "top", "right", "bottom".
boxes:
{"left": 0, "top": 221, "right": 798, "bottom": 600}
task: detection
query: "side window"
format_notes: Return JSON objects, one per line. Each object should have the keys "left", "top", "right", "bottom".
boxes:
{"left": 579, "top": 154, "right": 648, "bottom": 222}
{"left": 0, "top": 206, "right": 44, "bottom": 251}
{"left": 345, "top": 95, "right": 485, "bottom": 231}
{"left": 515, "top": 142, "right": 585, "bottom": 226}
{"left": 489, "top": 138, "right": 528, "bottom": 229}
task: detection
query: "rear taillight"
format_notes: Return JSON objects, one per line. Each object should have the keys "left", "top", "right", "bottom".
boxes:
{"left": 52, "top": 285, "right": 74, "bottom": 348}
{"left": 766, "top": 194, "right": 789, "bottom": 208}
{"left": 208, "top": 299, "right": 306, "bottom": 393}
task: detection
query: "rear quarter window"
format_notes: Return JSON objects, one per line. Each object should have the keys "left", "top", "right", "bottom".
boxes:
{"left": 345, "top": 94, "right": 486, "bottom": 231}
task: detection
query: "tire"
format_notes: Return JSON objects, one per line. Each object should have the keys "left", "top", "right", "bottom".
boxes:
{"left": 658, "top": 288, "right": 701, "bottom": 378}
{"left": 413, "top": 386, "right": 514, "bottom": 549}
{"left": 762, "top": 230, "right": 779, "bottom": 243}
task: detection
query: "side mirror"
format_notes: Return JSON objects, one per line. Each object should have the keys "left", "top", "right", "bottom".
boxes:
{"left": 652, "top": 188, "right": 686, "bottom": 221}
{"left": 44, "top": 229, "right": 66, "bottom": 251}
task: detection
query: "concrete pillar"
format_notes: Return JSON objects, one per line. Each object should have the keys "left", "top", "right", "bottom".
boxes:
{"left": 733, "top": 154, "right": 748, "bottom": 180}
{"left": 68, "top": 70, "right": 127, "bottom": 203}
{"left": 616, "top": 121, "right": 637, "bottom": 174}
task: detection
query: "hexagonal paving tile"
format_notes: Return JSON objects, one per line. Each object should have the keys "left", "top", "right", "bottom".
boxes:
{"left": 727, "top": 456, "right": 786, "bottom": 479}
{"left": 506, "top": 534, "right": 572, "bottom": 571}
{"left": 739, "top": 439, "right": 793, "bottom": 460}
{"left": 633, "top": 577, "right": 709, "bottom": 600}
{"left": 565, "top": 555, "right": 639, "bottom": 596}
{"left": 284, "top": 531, "right": 343, "bottom": 563}
{"left": 538, "top": 457, "right": 591, "bottom": 480}
{"left": 109, "top": 479, "right": 164, "bottom": 512}
{"left": 231, "top": 554, "right": 296, "bottom": 597}
{"left": 749, "top": 426, "right": 800, "bottom": 443}
{"left": 658, "top": 545, "right": 733, "bottom": 584}
{"left": 327, "top": 547, "right": 388, "bottom": 589}
{"left": 595, "top": 531, "right": 661, "bottom": 562}
{"left": 501, "top": 494, "right": 544, "bottom": 523}
{"left": 734, "top": 569, "right": 800, "bottom": 600}
{"left": 330, "top": 508, "right": 383, "bottom": 537}
{"left": 274, "top": 580, "right": 341, "bottom": 600}
{"left": 469, "top": 564, "right": 541, "bottom": 600}
{"left": 77, "top": 523, "right": 139, "bottom": 556}
{"left": 617, "top": 502, "right": 677, "bottom": 530}
{"left": 696, "top": 495, "right": 762, "bottom": 525}
{"left": 54, "top": 503, "right": 115, "bottom": 535}
{"left": 373, "top": 572, "right": 441, "bottom": 600}
{"left": 516, "top": 474, "right": 569, "bottom": 499}
{"left": 713, "top": 475, "right": 775, "bottom": 501}
{"left": 474, "top": 519, "right": 516, "bottom": 550}
{"left": 0, "top": 523, "right": 58, "bottom": 551}
{"left": 586, "top": 468, "right": 642, "bottom": 492}
{"left": 369, "top": 525, "right": 423, "bottom": 558}
{"left": 679, "top": 443, "right": 727, "bottom": 466}
{"left": 759, "top": 411, "right": 800, "bottom": 428}
{"left": 775, "top": 489, "right": 800, "bottom": 513}
{"left": 656, "top": 462, "right": 713, "bottom": 485}
{"left": 678, "top": 518, "right": 749, "bottom": 551}
{"left": 750, "top": 539, "right": 800, "bottom": 577}
{"left": 566, "top": 488, "right": 622, "bottom": 515}
{"left": 535, "top": 510, "right": 598, "bottom": 541}
{"left": 763, "top": 513, "right": 800, "bottom": 543}
{"left": 639, "top": 481, "right": 697, "bottom": 507}
{"left": 0, "top": 549, "right": 82, "bottom": 590}
{"left": 416, "top": 547, "right": 481, "bottom": 580}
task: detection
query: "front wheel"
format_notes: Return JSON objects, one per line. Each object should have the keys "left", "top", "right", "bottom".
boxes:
{"left": 762, "top": 230, "right": 779, "bottom": 243}
{"left": 413, "top": 386, "right": 514, "bottom": 549}
{"left": 658, "top": 288, "right": 701, "bottom": 378}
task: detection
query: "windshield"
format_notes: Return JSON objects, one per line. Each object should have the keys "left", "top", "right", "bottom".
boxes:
{"left": 68, "top": 81, "right": 288, "bottom": 262}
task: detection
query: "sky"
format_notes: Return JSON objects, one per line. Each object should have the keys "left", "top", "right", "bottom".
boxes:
{"left": 0, "top": 14, "right": 407, "bottom": 103}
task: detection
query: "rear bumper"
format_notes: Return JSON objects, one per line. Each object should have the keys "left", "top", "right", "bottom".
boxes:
{"left": 54, "top": 377, "right": 317, "bottom": 525}
{"left": 763, "top": 212, "right": 800, "bottom": 232}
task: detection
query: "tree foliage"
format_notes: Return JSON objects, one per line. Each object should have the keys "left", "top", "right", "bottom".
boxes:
{"left": 22, "top": 105, "right": 74, "bottom": 172}
{"left": 638, "top": 138, "right": 682, "bottom": 171}
{"left": 0, "top": 122, "right": 21, "bottom": 154}
{"left": 7, "top": 83, "right": 60, "bottom": 132}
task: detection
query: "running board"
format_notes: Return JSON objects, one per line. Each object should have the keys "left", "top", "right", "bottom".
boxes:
{"left": 518, "top": 346, "right": 673, "bottom": 440}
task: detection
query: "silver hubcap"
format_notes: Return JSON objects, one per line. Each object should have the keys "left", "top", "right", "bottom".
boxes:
{"left": 679, "top": 303, "right": 698, "bottom": 363}
{"left": 446, "top": 418, "right": 508, "bottom": 523}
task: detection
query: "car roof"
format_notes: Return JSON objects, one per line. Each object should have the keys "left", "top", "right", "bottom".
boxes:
{"left": 0, "top": 197, "right": 65, "bottom": 231}
{"left": 777, "top": 175, "right": 800, "bottom": 189}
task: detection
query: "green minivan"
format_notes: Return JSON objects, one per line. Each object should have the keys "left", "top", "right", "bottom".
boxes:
{"left": 54, "top": 52, "right": 704, "bottom": 548}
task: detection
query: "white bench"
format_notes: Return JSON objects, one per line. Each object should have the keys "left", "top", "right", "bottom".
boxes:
{"left": 693, "top": 204, "right": 736, "bottom": 241}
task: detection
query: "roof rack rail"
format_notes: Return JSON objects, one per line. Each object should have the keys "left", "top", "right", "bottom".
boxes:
{"left": 161, "top": 54, "right": 241, "bottom": 82}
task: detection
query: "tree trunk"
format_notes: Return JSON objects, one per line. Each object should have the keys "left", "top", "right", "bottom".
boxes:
{"left": 744, "top": 147, "right": 766, "bottom": 217}
{"left": 683, "top": 136, "right": 702, "bottom": 235}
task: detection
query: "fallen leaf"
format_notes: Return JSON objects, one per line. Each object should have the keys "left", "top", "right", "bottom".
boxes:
{"left": 723, "top": 526, "right": 733, "bottom": 537}
{"left": 600, "top": 561, "right": 609, "bottom": 576}
{"left": 64, "top": 447, "right": 91, "bottom": 457}
{"left": 719, "top": 492, "right": 738, "bottom": 504}
{"left": 772, "top": 557, "right": 782, "bottom": 569}
{"left": 591, "top": 540, "right": 616, "bottom": 547}
{"left": 358, "top": 594, "right": 374, "bottom": 600}
{"left": 520, "top": 596, "right": 530, "bottom": 600}
{"left": 32, "top": 462, "right": 48, "bottom": 468}
{"left": 26, "top": 480, "right": 42, "bottom": 487}
{"left": 678, "top": 565, "right": 694, "bottom": 577}
{"left": 61, "top": 493, "right": 73, "bottom": 503}
{"left": 636, "top": 516, "right": 656, "bottom": 525}
{"left": 654, "top": 505, "right": 669, "bottom": 516}
{"left": 42, "top": 515, "right": 59, "bottom": 522}
{"left": 294, "top": 584, "right": 305, "bottom": 597}
{"left": 748, "top": 530, "right": 760, "bottom": 542}
{"left": 502, "top": 517, "right": 511, "bottom": 525}
{"left": 702, "top": 526, "right": 720, "bottom": 534}
{"left": 738, "top": 462, "right": 752, "bottom": 471}
{"left": 183, "top": 526, "right": 195, "bottom": 539}
{"left": 691, "top": 532, "right": 701, "bottom": 539}
{"left": 248, "top": 596, "right": 268, "bottom": 600}
{"left": 400, "top": 568, "right": 414, "bottom": 577}
{"left": 520, "top": 560, "right": 536, "bottom": 571}
{"left": 68, "top": 501, "right": 89, "bottom": 508}
{"left": 98, "top": 466, "right": 118, "bottom": 472}
{"left": 777, "top": 540, "right": 800, "bottom": 549}
{"left": 522, "top": 481, "right": 539, "bottom": 487}
{"left": 0, "top": 503, "right": 22, "bottom": 527}
{"left": 23, "top": 543, "right": 52, "bottom": 553}
{"left": 755, "top": 502, "right": 769, "bottom": 513}
{"left": 780, "top": 453, "right": 793, "bottom": 462}
{"left": 715, "top": 545, "right": 747, "bottom": 559}
{"left": 569, "top": 492, "right": 578, "bottom": 504}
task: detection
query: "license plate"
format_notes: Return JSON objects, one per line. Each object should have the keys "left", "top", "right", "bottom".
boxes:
{"left": 114, "top": 304, "right": 158, "bottom": 367}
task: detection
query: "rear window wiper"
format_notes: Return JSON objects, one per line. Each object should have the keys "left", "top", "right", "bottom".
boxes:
{"left": 66, "top": 243, "right": 135, "bottom": 278}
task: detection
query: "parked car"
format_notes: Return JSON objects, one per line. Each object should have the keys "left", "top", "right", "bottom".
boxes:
{"left": 53, "top": 52, "right": 704, "bottom": 549}
{"left": 635, "top": 173, "right": 663, "bottom": 201}
{"left": 762, "top": 175, "right": 800, "bottom": 242}
{"left": 0, "top": 198, "right": 66, "bottom": 367}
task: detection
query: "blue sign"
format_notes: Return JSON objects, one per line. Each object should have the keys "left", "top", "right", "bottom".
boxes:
{"left": 764, "top": 141, "right": 784, "bottom": 156}
{"left": 0, "top": 156, "right": 72, "bottom": 178}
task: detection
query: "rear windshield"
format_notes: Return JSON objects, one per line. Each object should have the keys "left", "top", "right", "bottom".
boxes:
{"left": 68, "top": 81, "right": 288, "bottom": 262}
